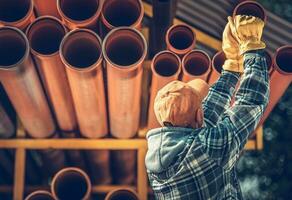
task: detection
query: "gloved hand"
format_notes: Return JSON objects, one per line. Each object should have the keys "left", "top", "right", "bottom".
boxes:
{"left": 228, "top": 15, "right": 266, "bottom": 55}
{"left": 222, "top": 20, "right": 244, "bottom": 73}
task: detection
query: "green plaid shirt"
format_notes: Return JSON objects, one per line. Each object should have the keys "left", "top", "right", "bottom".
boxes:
{"left": 145, "top": 50, "right": 270, "bottom": 200}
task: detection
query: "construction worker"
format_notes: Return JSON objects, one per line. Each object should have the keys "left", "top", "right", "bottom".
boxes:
{"left": 145, "top": 15, "right": 269, "bottom": 199}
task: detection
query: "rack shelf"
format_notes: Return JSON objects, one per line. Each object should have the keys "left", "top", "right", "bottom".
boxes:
{"left": 0, "top": 125, "right": 262, "bottom": 200}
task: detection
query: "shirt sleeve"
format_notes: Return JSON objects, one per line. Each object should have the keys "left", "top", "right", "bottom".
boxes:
{"left": 200, "top": 50, "right": 270, "bottom": 168}
{"left": 202, "top": 70, "right": 240, "bottom": 127}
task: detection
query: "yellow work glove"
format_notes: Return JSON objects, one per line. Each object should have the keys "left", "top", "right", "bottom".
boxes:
{"left": 228, "top": 15, "right": 266, "bottom": 55}
{"left": 222, "top": 20, "right": 244, "bottom": 73}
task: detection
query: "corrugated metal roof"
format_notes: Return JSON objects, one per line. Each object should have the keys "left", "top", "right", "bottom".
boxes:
{"left": 175, "top": 0, "right": 292, "bottom": 53}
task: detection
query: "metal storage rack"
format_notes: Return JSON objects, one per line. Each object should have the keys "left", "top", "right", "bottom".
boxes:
{"left": 0, "top": 123, "right": 263, "bottom": 200}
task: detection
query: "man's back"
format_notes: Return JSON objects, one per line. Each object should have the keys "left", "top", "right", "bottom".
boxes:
{"left": 146, "top": 51, "right": 269, "bottom": 199}
{"left": 146, "top": 127, "right": 243, "bottom": 200}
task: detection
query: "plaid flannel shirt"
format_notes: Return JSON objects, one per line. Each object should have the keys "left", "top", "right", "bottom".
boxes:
{"left": 145, "top": 50, "right": 270, "bottom": 200}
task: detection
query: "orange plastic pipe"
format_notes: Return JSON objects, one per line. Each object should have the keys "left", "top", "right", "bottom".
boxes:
{"left": 100, "top": 0, "right": 144, "bottom": 36}
{"left": 26, "top": 16, "right": 86, "bottom": 169}
{"left": 51, "top": 167, "right": 91, "bottom": 200}
{"left": 103, "top": 27, "right": 147, "bottom": 138}
{"left": 0, "top": 0, "right": 35, "bottom": 30}
{"left": 208, "top": 50, "right": 273, "bottom": 86}
{"left": 103, "top": 27, "right": 147, "bottom": 185}
{"left": 26, "top": 16, "right": 77, "bottom": 133}
{"left": 233, "top": 1, "right": 267, "bottom": 22}
{"left": 208, "top": 51, "right": 225, "bottom": 85}
{"left": 181, "top": 50, "right": 211, "bottom": 82}
{"left": 57, "top": 0, "right": 102, "bottom": 32}
{"left": 33, "top": 0, "right": 60, "bottom": 18}
{"left": 147, "top": 50, "right": 181, "bottom": 129}
{"left": 166, "top": 24, "right": 196, "bottom": 58}
{"left": 259, "top": 45, "right": 292, "bottom": 125}
{"left": 25, "top": 190, "right": 55, "bottom": 200}
{"left": 105, "top": 188, "right": 140, "bottom": 200}
{"left": 0, "top": 26, "right": 55, "bottom": 138}
{"left": 60, "top": 29, "right": 108, "bottom": 138}
{"left": 60, "top": 28, "right": 111, "bottom": 183}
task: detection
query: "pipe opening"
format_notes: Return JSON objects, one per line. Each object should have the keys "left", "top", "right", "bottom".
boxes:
{"left": 107, "top": 190, "right": 139, "bottom": 200}
{"left": 26, "top": 193, "right": 54, "bottom": 200}
{"left": 276, "top": 47, "right": 292, "bottom": 73}
{"left": 213, "top": 52, "right": 225, "bottom": 73}
{"left": 59, "top": 0, "right": 99, "bottom": 21}
{"left": 0, "top": 0, "right": 31, "bottom": 22}
{"left": 184, "top": 52, "right": 210, "bottom": 76}
{"left": 0, "top": 28, "right": 27, "bottom": 67}
{"left": 62, "top": 30, "right": 101, "bottom": 68}
{"left": 27, "top": 18, "right": 66, "bottom": 55}
{"left": 234, "top": 2, "right": 265, "bottom": 21}
{"left": 103, "top": 0, "right": 142, "bottom": 27}
{"left": 105, "top": 29, "right": 145, "bottom": 66}
{"left": 168, "top": 26, "right": 194, "bottom": 50}
{"left": 54, "top": 170, "right": 89, "bottom": 200}
{"left": 154, "top": 52, "right": 180, "bottom": 77}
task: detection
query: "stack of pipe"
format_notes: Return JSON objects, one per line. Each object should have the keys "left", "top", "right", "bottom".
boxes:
{"left": 60, "top": 28, "right": 110, "bottom": 184}
{"left": 103, "top": 27, "right": 147, "bottom": 184}
{"left": 26, "top": 16, "right": 85, "bottom": 170}
{"left": 147, "top": 51, "right": 181, "bottom": 129}
{"left": 26, "top": 167, "right": 141, "bottom": 200}
{"left": 164, "top": 24, "right": 212, "bottom": 82}
{"left": 100, "top": 0, "right": 146, "bottom": 184}
{"left": 147, "top": 22, "right": 212, "bottom": 129}
{"left": 39, "top": 0, "right": 111, "bottom": 182}
{"left": 51, "top": 167, "right": 91, "bottom": 200}
{"left": 0, "top": 26, "right": 65, "bottom": 176}
{"left": 0, "top": 0, "right": 149, "bottom": 185}
{"left": 259, "top": 45, "right": 292, "bottom": 125}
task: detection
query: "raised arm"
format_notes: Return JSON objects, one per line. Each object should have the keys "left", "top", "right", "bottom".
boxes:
{"left": 203, "top": 20, "right": 243, "bottom": 127}
{"left": 202, "top": 70, "right": 240, "bottom": 127}
{"left": 201, "top": 16, "right": 269, "bottom": 167}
